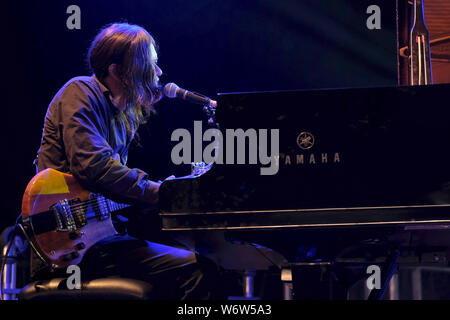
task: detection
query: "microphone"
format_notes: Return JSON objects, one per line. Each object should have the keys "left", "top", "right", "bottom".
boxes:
{"left": 163, "top": 83, "right": 217, "bottom": 108}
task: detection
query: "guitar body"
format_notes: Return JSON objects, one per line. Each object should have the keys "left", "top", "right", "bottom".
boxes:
{"left": 22, "top": 168, "right": 118, "bottom": 268}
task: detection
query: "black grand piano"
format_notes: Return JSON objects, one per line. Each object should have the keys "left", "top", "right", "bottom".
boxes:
{"left": 158, "top": 83, "right": 450, "bottom": 299}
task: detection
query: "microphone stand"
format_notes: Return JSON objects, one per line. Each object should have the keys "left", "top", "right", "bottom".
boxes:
{"left": 191, "top": 100, "right": 219, "bottom": 177}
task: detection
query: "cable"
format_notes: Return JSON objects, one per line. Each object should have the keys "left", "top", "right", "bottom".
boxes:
{"left": 16, "top": 223, "right": 48, "bottom": 266}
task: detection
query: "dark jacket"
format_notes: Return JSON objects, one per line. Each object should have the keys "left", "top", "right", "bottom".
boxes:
{"left": 36, "top": 75, "right": 158, "bottom": 204}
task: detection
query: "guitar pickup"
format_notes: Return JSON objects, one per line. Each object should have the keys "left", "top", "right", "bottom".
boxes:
{"left": 52, "top": 198, "right": 87, "bottom": 231}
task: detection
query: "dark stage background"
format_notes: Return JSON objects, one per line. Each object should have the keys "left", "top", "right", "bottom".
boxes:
{"left": 4, "top": 0, "right": 398, "bottom": 231}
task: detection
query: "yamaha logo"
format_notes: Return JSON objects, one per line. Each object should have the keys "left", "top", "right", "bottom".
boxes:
{"left": 297, "top": 132, "right": 315, "bottom": 150}
{"left": 281, "top": 131, "right": 341, "bottom": 166}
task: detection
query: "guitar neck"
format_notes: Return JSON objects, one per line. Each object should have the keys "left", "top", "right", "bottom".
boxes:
{"left": 105, "top": 198, "right": 132, "bottom": 213}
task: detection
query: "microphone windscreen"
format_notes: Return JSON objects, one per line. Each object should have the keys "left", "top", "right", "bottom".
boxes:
{"left": 163, "top": 83, "right": 179, "bottom": 98}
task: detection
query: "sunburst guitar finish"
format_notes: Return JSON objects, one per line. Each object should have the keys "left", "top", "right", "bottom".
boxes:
{"left": 22, "top": 168, "right": 130, "bottom": 268}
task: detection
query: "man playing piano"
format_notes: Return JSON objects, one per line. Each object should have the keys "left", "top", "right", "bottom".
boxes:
{"left": 33, "top": 22, "right": 218, "bottom": 299}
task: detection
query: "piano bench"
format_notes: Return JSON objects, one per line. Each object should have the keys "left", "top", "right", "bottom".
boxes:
{"left": 18, "top": 277, "right": 154, "bottom": 300}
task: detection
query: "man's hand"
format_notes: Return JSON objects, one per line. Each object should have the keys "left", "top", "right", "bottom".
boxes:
{"left": 157, "top": 175, "right": 176, "bottom": 183}
{"left": 144, "top": 176, "right": 175, "bottom": 206}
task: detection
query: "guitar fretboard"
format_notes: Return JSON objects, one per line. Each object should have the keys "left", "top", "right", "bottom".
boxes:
{"left": 105, "top": 199, "right": 132, "bottom": 213}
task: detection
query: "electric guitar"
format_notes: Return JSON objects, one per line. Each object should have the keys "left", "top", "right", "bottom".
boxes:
{"left": 21, "top": 168, "right": 132, "bottom": 268}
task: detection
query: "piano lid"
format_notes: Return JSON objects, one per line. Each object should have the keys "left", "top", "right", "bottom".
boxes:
{"left": 160, "top": 83, "right": 450, "bottom": 213}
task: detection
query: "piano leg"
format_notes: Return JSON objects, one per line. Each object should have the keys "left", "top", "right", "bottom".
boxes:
{"left": 367, "top": 249, "right": 400, "bottom": 300}
{"left": 411, "top": 267, "right": 422, "bottom": 300}
{"left": 228, "top": 270, "right": 260, "bottom": 300}
{"left": 388, "top": 273, "right": 399, "bottom": 300}
{"left": 291, "top": 262, "right": 348, "bottom": 300}
{"left": 243, "top": 270, "right": 256, "bottom": 299}
{"left": 281, "top": 268, "right": 293, "bottom": 300}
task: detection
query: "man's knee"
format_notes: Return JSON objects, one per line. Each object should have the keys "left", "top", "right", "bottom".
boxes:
{"left": 139, "top": 241, "right": 198, "bottom": 273}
